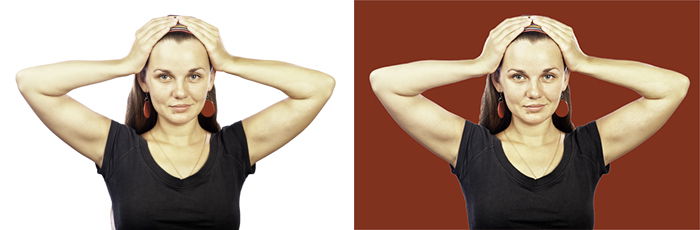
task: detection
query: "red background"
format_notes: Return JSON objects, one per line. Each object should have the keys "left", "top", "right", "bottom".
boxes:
{"left": 355, "top": 1, "right": 699, "bottom": 229}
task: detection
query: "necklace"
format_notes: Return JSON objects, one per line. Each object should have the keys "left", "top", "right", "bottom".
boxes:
{"left": 503, "top": 131, "right": 562, "bottom": 179}
{"left": 149, "top": 130, "right": 208, "bottom": 179}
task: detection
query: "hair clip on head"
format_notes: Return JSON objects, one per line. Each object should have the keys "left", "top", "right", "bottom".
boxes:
{"left": 167, "top": 14, "right": 192, "bottom": 34}
{"left": 524, "top": 23, "right": 545, "bottom": 34}
{"left": 169, "top": 24, "right": 192, "bottom": 34}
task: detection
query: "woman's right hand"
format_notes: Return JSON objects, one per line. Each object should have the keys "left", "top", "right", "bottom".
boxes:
{"left": 121, "top": 16, "right": 178, "bottom": 74}
{"left": 476, "top": 16, "right": 533, "bottom": 74}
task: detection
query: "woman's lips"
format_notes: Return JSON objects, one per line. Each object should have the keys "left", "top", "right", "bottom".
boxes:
{"left": 523, "top": 104, "right": 545, "bottom": 112}
{"left": 169, "top": 104, "right": 191, "bottom": 112}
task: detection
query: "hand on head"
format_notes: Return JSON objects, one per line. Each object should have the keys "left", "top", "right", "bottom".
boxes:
{"left": 530, "top": 16, "right": 588, "bottom": 71}
{"left": 478, "top": 15, "right": 533, "bottom": 74}
{"left": 122, "top": 16, "right": 179, "bottom": 74}
{"left": 478, "top": 15, "right": 587, "bottom": 74}
{"left": 174, "top": 16, "right": 231, "bottom": 72}
{"left": 122, "top": 15, "right": 233, "bottom": 75}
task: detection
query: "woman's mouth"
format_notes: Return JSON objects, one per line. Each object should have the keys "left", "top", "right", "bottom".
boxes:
{"left": 523, "top": 104, "right": 545, "bottom": 112}
{"left": 169, "top": 104, "right": 191, "bottom": 113}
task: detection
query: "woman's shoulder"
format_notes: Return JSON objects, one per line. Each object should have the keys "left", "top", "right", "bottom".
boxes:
{"left": 107, "top": 120, "right": 142, "bottom": 141}
{"left": 451, "top": 120, "right": 498, "bottom": 175}
{"left": 569, "top": 120, "right": 610, "bottom": 174}
{"left": 213, "top": 120, "right": 247, "bottom": 150}
{"left": 98, "top": 120, "right": 143, "bottom": 178}
{"left": 463, "top": 120, "right": 495, "bottom": 137}
{"left": 216, "top": 120, "right": 244, "bottom": 137}
{"left": 458, "top": 120, "right": 499, "bottom": 154}
{"left": 568, "top": 121, "right": 600, "bottom": 142}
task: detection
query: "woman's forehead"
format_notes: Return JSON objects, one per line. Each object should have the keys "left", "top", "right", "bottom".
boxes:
{"left": 148, "top": 40, "right": 210, "bottom": 71}
{"left": 502, "top": 39, "right": 564, "bottom": 72}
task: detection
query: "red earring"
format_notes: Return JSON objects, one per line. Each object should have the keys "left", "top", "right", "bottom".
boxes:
{"left": 556, "top": 96, "right": 569, "bottom": 117}
{"left": 201, "top": 100, "right": 216, "bottom": 118}
{"left": 143, "top": 93, "right": 152, "bottom": 119}
{"left": 497, "top": 93, "right": 506, "bottom": 119}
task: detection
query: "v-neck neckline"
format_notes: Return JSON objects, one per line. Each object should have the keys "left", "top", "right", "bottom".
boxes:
{"left": 494, "top": 132, "right": 571, "bottom": 189}
{"left": 138, "top": 132, "right": 218, "bottom": 188}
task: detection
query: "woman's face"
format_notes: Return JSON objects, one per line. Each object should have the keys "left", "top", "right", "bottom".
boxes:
{"left": 493, "top": 38, "right": 569, "bottom": 125}
{"left": 139, "top": 39, "right": 214, "bottom": 125}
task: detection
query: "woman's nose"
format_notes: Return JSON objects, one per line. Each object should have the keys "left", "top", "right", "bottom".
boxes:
{"left": 173, "top": 80, "right": 187, "bottom": 99}
{"left": 526, "top": 80, "right": 542, "bottom": 99}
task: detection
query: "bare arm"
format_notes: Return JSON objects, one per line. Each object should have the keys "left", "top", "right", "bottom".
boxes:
{"left": 370, "top": 60, "right": 475, "bottom": 166}
{"left": 224, "top": 57, "right": 335, "bottom": 165}
{"left": 578, "top": 57, "right": 689, "bottom": 165}
{"left": 17, "top": 59, "right": 128, "bottom": 167}
{"left": 533, "top": 16, "right": 690, "bottom": 165}
{"left": 15, "top": 16, "right": 179, "bottom": 167}
{"left": 371, "top": 16, "right": 533, "bottom": 166}
{"left": 176, "top": 16, "right": 335, "bottom": 165}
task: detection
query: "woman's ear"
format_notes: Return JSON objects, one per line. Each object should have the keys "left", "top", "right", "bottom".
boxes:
{"left": 490, "top": 73, "right": 504, "bottom": 92}
{"left": 137, "top": 73, "right": 149, "bottom": 93}
{"left": 562, "top": 68, "right": 570, "bottom": 92}
{"left": 208, "top": 71, "right": 216, "bottom": 91}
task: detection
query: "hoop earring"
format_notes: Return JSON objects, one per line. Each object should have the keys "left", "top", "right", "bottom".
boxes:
{"left": 201, "top": 95, "right": 216, "bottom": 118}
{"left": 143, "top": 93, "right": 152, "bottom": 119}
{"left": 555, "top": 93, "right": 569, "bottom": 118}
{"left": 497, "top": 93, "right": 506, "bottom": 119}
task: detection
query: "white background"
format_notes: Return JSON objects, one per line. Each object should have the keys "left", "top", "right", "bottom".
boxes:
{"left": 0, "top": 0, "right": 353, "bottom": 229}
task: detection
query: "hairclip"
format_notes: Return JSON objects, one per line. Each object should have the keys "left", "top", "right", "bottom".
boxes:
{"left": 524, "top": 23, "right": 545, "bottom": 33}
{"left": 167, "top": 14, "right": 192, "bottom": 34}
{"left": 169, "top": 24, "right": 192, "bottom": 34}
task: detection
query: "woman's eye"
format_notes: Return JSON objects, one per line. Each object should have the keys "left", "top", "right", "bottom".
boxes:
{"left": 543, "top": 74, "right": 556, "bottom": 80}
{"left": 512, "top": 74, "right": 525, "bottom": 80}
{"left": 158, "top": 74, "right": 171, "bottom": 80}
{"left": 189, "top": 74, "right": 201, "bottom": 80}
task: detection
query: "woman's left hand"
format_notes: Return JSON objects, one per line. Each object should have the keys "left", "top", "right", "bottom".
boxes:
{"left": 531, "top": 16, "right": 589, "bottom": 72}
{"left": 176, "top": 16, "right": 231, "bottom": 71}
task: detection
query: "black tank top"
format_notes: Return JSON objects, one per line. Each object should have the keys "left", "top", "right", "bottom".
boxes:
{"left": 96, "top": 120, "right": 255, "bottom": 230}
{"left": 450, "top": 121, "right": 610, "bottom": 229}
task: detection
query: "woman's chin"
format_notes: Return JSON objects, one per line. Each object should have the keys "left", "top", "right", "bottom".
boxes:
{"left": 514, "top": 112, "right": 553, "bottom": 125}
{"left": 159, "top": 112, "right": 198, "bottom": 124}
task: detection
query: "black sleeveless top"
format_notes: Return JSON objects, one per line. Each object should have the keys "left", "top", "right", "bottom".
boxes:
{"left": 450, "top": 121, "right": 610, "bottom": 229}
{"left": 96, "top": 120, "right": 255, "bottom": 230}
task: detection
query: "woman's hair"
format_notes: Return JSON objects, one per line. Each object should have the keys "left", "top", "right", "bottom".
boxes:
{"left": 125, "top": 32, "right": 220, "bottom": 134}
{"left": 479, "top": 31, "right": 574, "bottom": 134}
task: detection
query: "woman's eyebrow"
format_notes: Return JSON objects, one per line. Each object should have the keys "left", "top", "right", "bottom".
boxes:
{"left": 507, "top": 67, "right": 560, "bottom": 73}
{"left": 153, "top": 67, "right": 205, "bottom": 73}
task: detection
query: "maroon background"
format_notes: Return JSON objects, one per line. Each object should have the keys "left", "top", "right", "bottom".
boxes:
{"left": 356, "top": 1, "right": 699, "bottom": 229}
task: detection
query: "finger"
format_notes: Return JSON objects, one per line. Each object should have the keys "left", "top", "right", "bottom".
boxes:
{"left": 532, "top": 18, "right": 568, "bottom": 41}
{"left": 533, "top": 16, "right": 572, "bottom": 33}
{"left": 179, "top": 17, "right": 216, "bottom": 36}
{"left": 139, "top": 19, "right": 176, "bottom": 39}
{"left": 137, "top": 16, "right": 175, "bottom": 34}
{"left": 541, "top": 16, "right": 573, "bottom": 32}
{"left": 178, "top": 18, "right": 216, "bottom": 44}
{"left": 491, "top": 17, "right": 531, "bottom": 41}
{"left": 502, "top": 23, "right": 527, "bottom": 44}
{"left": 137, "top": 17, "right": 176, "bottom": 39}
{"left": 495, "top": 15, "right": 531, "bottom": 29}
{"left": 493, "top": 18, "right": 531, "bottom": 42}
{"left": 535, "top": 20, "right": 568, "bottom": 49}
{"left": 491, "top": 16, "right": 530, "bottom": 36}
{"left": 181, "top": 16, "right": 218, "bottom": 33}
{"left": 179, "top": 16, "right": 218, "bottom": 40}
{"left": 143, "top": 20, "right": 177, "bottom": 45}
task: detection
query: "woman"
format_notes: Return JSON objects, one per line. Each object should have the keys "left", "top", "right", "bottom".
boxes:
{"left": 16, "top": 15, "right": 334, "bottom": 229}
{"left": 370, "top": 15, "right": 688, "bottom": 228}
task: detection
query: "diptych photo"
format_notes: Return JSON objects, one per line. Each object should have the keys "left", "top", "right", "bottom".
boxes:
{"left": 2, "top": 0, "right": 698, "bottom": 229}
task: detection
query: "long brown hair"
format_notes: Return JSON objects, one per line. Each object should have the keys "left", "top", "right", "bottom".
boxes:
{"left": 478, "top": 31, "right": 574, "bottom": 134}
{"left": 125, "top": 32, "right": 220, "bottom": 134}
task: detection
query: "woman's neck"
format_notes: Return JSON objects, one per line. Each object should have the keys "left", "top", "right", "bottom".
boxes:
{"left": 502, "top": 117, "right": 561, "bottom": 146}
{"left": 149, "top": 118, "right": 208, "bottom": 146}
